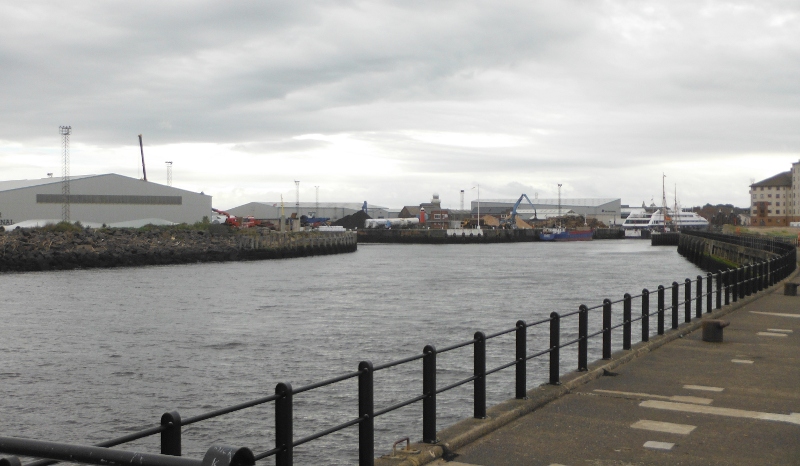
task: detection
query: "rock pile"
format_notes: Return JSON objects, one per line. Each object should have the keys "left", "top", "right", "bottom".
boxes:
{"left": 0, "top": 227, "right": 243, "bottom": 272}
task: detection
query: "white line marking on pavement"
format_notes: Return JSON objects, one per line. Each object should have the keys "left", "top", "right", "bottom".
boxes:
{"left": 643, "top": 441, "right": 674, "bottom": 450}
{"left": 683, "top": 385, "right": 724, "bottom": 392}
{"left": 640, "top": 400, "right": 800, "bottom": 425}
{"left": 594, "top": 389, "right": 712, "bottom": 405}
{"left": 767, "top": 328, "right": 793, "bottom": 333}
{"left": 750, "top": 311, "right": 800, "bottom": 318}
{"left": 631, "top": 419, "right": 696, "bottom": 434}
{"left": 757, "top": 332, "right": 788, "bottom": 337}
{"left": 731, "top": 359, "right": 754, "bottom": 364}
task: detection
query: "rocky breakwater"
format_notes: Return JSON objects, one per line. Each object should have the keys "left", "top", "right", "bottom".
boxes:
{"left": 0, "top": 226, "right": 357, "bottom": 272}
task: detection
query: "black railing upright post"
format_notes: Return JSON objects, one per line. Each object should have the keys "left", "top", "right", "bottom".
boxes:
{"left": 696, "top": 275, "right": 702, "bottom": 317}
{"left": 642, "top": 289, "right": 650, "bottom": 342}
{"left": 684, "top": 278, "right": 691, "bottom": 323}
{"left": 742, "top": 265, "right": 749, "bottom": 298}
{"left": 275, "top": 382, "right": 293, "bottom": 466}
{"left": 657, "top": 285, "right": 665, "bottom": 335}
{"left": 758, "top": 261, "right": 765, "bottom": 292}
{"left": 716, "top": 271, "right": 722, "bottom": 309}
{"left": 732, "top": 268, "right": 739, "bottom": 303}
{"left": 706, "top": 272, "right": 712, "bottom": 313}
{"left": 578, "top": 306, "right": 588, "bottom": 370}
{"left": 724, "top": 270, "right": 731, "bottom": 306}
{"left": 358, "top": 361, "right": 374, "bottom": 466}
{"left": 474, "top": 332, "right": 486, "bottom": 419}
{"left": 160, "top": 411, "right": 181, "bottom": 456}
{"left": 623, "top": 295, "right": 632, "bottom": 350}
{"left": 515, "top": 320, "right": 527, "bottom": 399}
{"left": 602, "top": 299, "right": 612, "bottom": 359}
{"left": 423, "top": 345, "right": 437, "bottom": 444}
{"left": 671, "top": 282, "right": 679, "bottom": 329}
{"left": 549, "top": 312, "right": 560, "bottom": 385}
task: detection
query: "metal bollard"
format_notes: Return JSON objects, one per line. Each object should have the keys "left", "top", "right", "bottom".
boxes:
{"left": 706, "top": 272, "right": 713, "bottom": 313}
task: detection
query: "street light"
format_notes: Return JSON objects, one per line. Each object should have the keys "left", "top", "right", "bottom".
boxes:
{"left": 472, "top": 184, "right": 480, "bottom": 229}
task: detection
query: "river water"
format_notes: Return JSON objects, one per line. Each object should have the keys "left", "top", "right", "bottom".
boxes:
{"left": 1, "top": 240, "right": 704, "bottom": 465}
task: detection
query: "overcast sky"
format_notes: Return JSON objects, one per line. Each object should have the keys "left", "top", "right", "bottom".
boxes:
{"left": 2, "top": 1, "right": 799, "bottom": 210}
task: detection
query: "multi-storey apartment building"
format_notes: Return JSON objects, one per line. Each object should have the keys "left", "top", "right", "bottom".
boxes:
{"left": 750, "top": 160, "right": 800, "bottom": 226}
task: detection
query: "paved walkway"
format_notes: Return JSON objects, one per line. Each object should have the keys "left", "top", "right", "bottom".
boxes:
{"left": 441, "top": 284, "right": 800, "bottom": 465}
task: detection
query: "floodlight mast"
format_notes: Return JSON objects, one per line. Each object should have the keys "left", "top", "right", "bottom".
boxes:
{"left": 59, "top": 126, "right": 71, "bottom": 223}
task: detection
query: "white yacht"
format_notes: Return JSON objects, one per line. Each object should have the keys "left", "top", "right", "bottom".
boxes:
{"left": 648, "top": 208, "right": 709, "bottom": 231}
{"left": 621, "top": 203, "right": 659, "bottom": 237}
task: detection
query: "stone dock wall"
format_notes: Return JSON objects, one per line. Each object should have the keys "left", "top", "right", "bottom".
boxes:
{"left": 677, "top": 232, "right": 776, "bottom": 271}
{"left": 0, "top": 227, "right": 357, "bottom": 272}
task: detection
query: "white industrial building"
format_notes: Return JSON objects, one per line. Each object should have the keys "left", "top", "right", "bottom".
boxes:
{"left": 0, "top": 174, "right": 211, "bottom": 228}
{"left": 476, "top": 198, "right": 623, "bottom": 226}
{"left": 228, "top": 202, "right": 389, "bottom": 222}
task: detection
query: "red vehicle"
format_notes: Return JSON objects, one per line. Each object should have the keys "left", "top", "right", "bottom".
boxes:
{"left": 211, "top": 208, "right": 261, "bottom": 228}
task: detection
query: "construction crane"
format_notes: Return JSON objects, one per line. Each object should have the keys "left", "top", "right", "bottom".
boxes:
{"left": 501, "top": 194, "right": 538, "bottom": 228}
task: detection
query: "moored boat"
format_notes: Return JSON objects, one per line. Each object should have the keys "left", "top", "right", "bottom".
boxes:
{"left": 539, "top": 227, "right": 593, "bottom": 242}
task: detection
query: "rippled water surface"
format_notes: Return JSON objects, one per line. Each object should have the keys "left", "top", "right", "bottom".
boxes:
{"left": 0, "top": 240, "right": 704, "bottom": 464}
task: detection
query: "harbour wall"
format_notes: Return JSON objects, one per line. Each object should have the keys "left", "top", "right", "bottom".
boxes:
{"left": 678, "top": 231, "right": 778, "bottom": 270}
{"left": 0, "top": 227, "right": 357, "bottom": 272}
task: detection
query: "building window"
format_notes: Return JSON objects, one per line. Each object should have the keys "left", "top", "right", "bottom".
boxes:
{"left": 768, "top": 194, "right": 772, "bottom": 198}
{"left": 776, "top": 210, "right": 780, "bottom": 214}
{"left": 777, "top": 202, "right": 780, "bottom": 206}
{"left": 777, "top": 194, "right": 781, "bottom": 198}
{"left": 760, "top": 194, "right": 764, "bottom": 199}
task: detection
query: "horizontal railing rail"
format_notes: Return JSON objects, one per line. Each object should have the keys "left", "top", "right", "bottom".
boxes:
{"left": 2, "top": 233, "right": 796, "bottom": 466}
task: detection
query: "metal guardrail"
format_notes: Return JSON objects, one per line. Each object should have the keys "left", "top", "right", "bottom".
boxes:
{"left": 2, "top": 233, "right": 796, "bottom": 466}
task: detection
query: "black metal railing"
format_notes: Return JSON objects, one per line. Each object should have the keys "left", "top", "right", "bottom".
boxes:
{"left": 2, "top": 234, "right": 796, "bottom": 466}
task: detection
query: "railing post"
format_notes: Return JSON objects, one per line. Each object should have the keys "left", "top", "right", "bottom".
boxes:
{"left": 515, "top": 320, "right": 527, "bottom": 399}
{"left": 724, "top": 270, "right": 730, "bottom": 305}
{"left": 684, "top": 278, "right": 691, "bottom": 323}
{"left": 160, "top": 411, "right": 181, "bottom": 456}
{"left": 602, "top": 299, "right": 612, "bottom": 359}
{"left": 623, "top": 294, "right": 632, "bottom": 350}
{"left": 706, "top": 272, "right": 712, "bottom": 313}
{"left": 696, "top": 275, "right": 702, "bottom": 317}
{"left": 732, "top": 267, "right": 739, "bottom": 303}
{"left": 578, "top": 305, "right": 588, "bottom": 370}
{"left": 358, "top": 361, "right": 374, "bottom": 466}
{"left": 671, "top": 282, "right": 679, "bottom": 329}
{"left": 642, "top": 289, "right": 649, "bottom": 342}
{"left": 474, "top": 332, "right": 486, "bottom": 419}
{"left": 716, "top": 271, "right": 722, "bottom": 309}
{"left": 549, "top": 312, "right": 560, "bottom": 385}
{"left": 758, "top": 261, "right": 765, "bottom": 292}
{"left": 657, "top": 285, "right": 665, "bottom": 335}
{"left": 275, "top": 382, "right": 293, "bottom": 466}
{"left": 742, "top": 266, "right": 749, "bottom": 298}
{"left": 423, "top": 345, "right": 437, "bottom": 444}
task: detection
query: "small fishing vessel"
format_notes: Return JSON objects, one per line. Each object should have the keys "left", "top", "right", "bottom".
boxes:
{"left": 539, "top": 227, "right": 593, "bottom": 241}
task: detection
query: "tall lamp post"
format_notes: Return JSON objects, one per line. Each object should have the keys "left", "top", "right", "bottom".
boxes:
{"left": 472, "top": 184, "right": 480, "bottom": 229}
